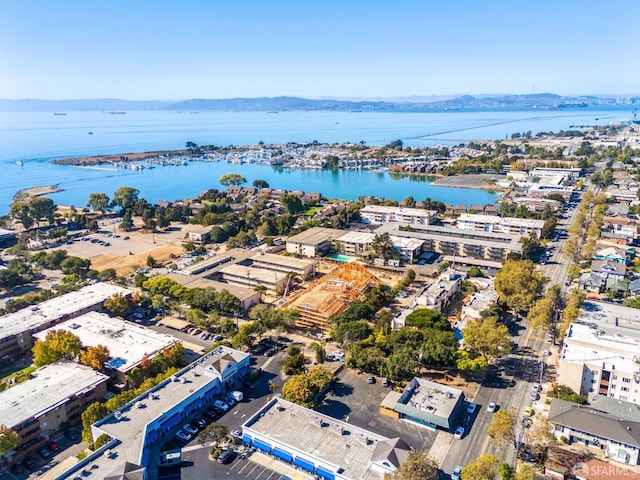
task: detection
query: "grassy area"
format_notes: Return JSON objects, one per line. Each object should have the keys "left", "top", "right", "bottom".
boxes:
{"left": 303, "top": 206, "right": 322, "bottom": 217}
{"left": 1, "top": 365, "right": 36, "bottom": 387}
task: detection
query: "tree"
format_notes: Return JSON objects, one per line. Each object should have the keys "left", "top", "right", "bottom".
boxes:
{"left": 280, "top": 345, "right": 306, "bottom": 375}
{"left": 32, "top": 329, "right": 82, "bottom": 367}
{"left": 461, "top": 454, "right": 499, "bottom": 480}
{"left": 282, "top": 367, "right": 333, "bottom": 408}
{"left": 10, "top": 202, "right": 34, "bottom": 229}
{"left": 219, "top": 173, "right": 247, "bottom": 186}
{"left": 371, "top": 232, "right": 396, "bottom": 260}
{"left": 405, "top": 309, "right": 450, "bottom": 331}
{"left": 567, "top": 263, "right": 581, "bottom": 281}
{"left": 87, "top": 193, "right": 111, "bottom": 215}
{"left": 29, "top": 197, "right": 56, "bottom": 225}
{"left": 81, "top": 402, "right": 109, "bottom": 442}
{"left": 498, "top": 463, "right": 514, "bottom": 480}
{"left": 467, "top": 266, "right": 483, "bottom": 278}
{"left": 103, "top": 293, "right": 130, "bottom": 316}
{"left": 112, "top": 186, "right": 140, "bottom": 212}
{"left": 280, "top": 193, "right": 305, "bottom": 215}
{"left": 80, "top": 345, "right": 110, "bottom": 371}
{"left": 146, "top": 255, "right": 156, "bottom": 268}
{"left": 455, "top": 350, "right": 489, "bottom": 374}
{"left": 198, "top": 422, "right": 228, "bottom": 444}
{"left": 462, "top": 317, "right": 511, "bottom": 362}
{"left": 494, "top": 259, "right": 545, "bottom": 313}
{"left": 514, "top": 465, "right": 535, "bottom": 480}
{"left": 384, "top": 450, "right": 438, "bottom": 480}
{"left": 526, "top": 296, "right": 554, "bottom": 331}
{"left": 487, "top": 408, "right": 518, "bottom": 450}
{"left": 403, "top": 196, "right": 416, "bottom": 208}
{"left": 253, "top": 179, "right": 269, "bottom": 188}
{"left": 98, "top": 268, "right": 117, "bottom": 282}
{"left": 0, "top": 425, "right": 20, "bottom": 459}
{"left": 60, "top": 256, "right": 91, "bottom": 276}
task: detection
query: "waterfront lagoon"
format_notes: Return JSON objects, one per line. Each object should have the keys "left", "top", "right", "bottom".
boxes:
{"left": 0, "top": 107, "right": 632, "bottom": 213}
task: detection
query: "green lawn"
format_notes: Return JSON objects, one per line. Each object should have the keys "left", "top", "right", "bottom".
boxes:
{"left": 303, "top": 206, "right": 322, "bottom": 216}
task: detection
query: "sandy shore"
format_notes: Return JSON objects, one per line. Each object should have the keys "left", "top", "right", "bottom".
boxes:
{"left": 430, "top": 173, "right": 507, "bottom": 191}
{"left": 13, "top": 185, "right": 63, "bottom": 203}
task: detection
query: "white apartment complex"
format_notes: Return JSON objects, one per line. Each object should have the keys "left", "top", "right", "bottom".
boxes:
{"left": 360, "top": 205, "right": 437, "bottom": 226}
{"left": 457, "top": 213, "right": 545, "bottom": 239}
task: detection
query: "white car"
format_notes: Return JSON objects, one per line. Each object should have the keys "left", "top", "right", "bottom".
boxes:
{"left": 453, "top": 426, "right": 465, "bottom": 440}
{"left": 175, "top": 429, "right": 192, "bottom": 441}
{"left": 487, "top": 401, "right": 497, "bottom": 413}
{"left": 452, "top": 466, "right": 462, "bottom": 480}
{"left": 532, "top": 383, "right": 541, "bottom": 392}
{"left": 183, "top": 424, "right": 198, "bottom": 436}
{"left": 230, "top": 429, "right": 242, "bottom": 438}
{"left": 214, "top": 399, "right": 229, "bottom": 411}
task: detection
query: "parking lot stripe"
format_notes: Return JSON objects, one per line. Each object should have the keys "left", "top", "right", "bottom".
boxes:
{"left": 245, "top": 464, "right": 260, "bottom": 477}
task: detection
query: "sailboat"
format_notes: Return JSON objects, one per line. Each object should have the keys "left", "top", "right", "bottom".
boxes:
{"left": 16, "top": 160, "right": 23, "bottom": 165}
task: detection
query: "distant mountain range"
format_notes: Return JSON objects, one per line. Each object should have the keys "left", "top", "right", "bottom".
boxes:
{"left": 0, "top": 93, "right": 637, "bottom": 112}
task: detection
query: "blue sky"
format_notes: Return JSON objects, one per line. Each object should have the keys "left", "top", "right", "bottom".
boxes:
{"left": 1, "top": 0, "right": 638, "bottom": 99}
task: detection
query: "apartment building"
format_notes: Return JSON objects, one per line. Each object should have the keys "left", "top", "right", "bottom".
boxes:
{"left": 457, "top": 213, "right": 545, "bottom": 239}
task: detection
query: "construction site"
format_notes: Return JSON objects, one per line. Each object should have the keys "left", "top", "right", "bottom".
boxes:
{"left": 280, "top": 262, "right": 382, "bottom": 332}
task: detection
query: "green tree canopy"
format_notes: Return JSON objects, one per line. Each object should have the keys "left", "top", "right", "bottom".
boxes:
{"left": 494, "top": 259, "right": 545, "bottom": 313}
{"left": 461, "top": 454, "right": 499, "bottom": 480}
{"left": 112, "top": 186, "right": 140, "bottom": 212}
{"left": 87, "top": 192, "right": 111, "bottom": 214}
{"left": 462, "top": 317, "right": 511, "bottom": 363}
{"left": 219, "top": 173, "right": 247, "bottom": 186}
{"left": 0, "top": 425, "right": 20, "bottom": 457}
{"left": 32, "top": 329, "right": 82, "bottom": 367}
{"left": 383, "top": 450, "right": 438, "bottom": 480}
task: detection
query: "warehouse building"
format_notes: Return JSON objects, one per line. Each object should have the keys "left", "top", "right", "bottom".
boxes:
{"left": 241, "top": 397, "right": 411, "bottom": 479}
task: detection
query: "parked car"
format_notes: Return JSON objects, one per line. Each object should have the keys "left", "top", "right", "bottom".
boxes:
{"left": 48, "top": 441, "right": 60, "bottom": 452}
{"left": 452, "top": 466, "right": 462, "bottom": 480}
{"left": 382, "top": 378, "right": 390, "bottom": 388}
{"left": 466, "top": 402, "right": 477, "bottom": 414}
{"left": 487, "top": 401, "right": 497, "bottom": 413}
{"left": 203, "top": 409, "right": 218, "bottom": 421}
{"left": 38, "top": 446, "right": 51, "bottom": 458}
{"left": 191, "top": 418, "right": 206, "bottom": 430}
{"left": 367, "top": 376, "right": 375, "bottom": 384}
{"left": 531, "top": 383, "right": 540, "bottom": 392}
{"left": 65, "top": 430, "right": 80, "bottom": 441}
{"left": 214, "top": 399, "right": 229, "bottom": 411}
{"left": 523, "top": 407, "right": 534, "bottom": 417}
{"left": 175, "top": 430, "right": 192, "bottom": 442}
{"left": 22, "top": 456, "right": 36, "bottom": 469}
{"left": 183, "top": 424, "right": 198, "bottom": 436}
{"left": 230, "top": 429, "right": 242, "bottom": 438}
{"left": 217, "top": 449, "right": 235, "bottom": 464}
{"left": 529, "top": 391, "right": 539, "bottom": 401}
{"left": 453, "top": 426, "right": 465, "bottom": 440}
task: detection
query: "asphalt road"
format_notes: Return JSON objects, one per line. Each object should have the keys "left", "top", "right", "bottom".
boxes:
{"left": 439, "top": 193, "right": 584, "bottom": 474}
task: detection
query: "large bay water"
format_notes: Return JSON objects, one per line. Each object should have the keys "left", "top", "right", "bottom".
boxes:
{"left": 0, "top": 107, "right": 632, "bottom": 214}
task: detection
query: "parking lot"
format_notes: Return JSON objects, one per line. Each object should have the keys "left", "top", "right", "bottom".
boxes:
{"left": 317, "top": 369, "right": 437, "bottom": 451}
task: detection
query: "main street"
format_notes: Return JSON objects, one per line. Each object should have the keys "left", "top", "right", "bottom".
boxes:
{"left": 440, "top": 192, "right": 583, "bottom": 474}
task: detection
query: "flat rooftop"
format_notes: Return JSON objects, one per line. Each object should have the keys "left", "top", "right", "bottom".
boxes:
{"left": 0, "top": 283, "right": 132, "bottom": 340}
{"left": 336, "top": 231, "right": 423, "bottom": 251}
{"left": 561, "top": 322, "right": 639, "bottom": 368}
{"left": 219, "top": 264, "right": 287, "bottom": 284}
{"left": 286, "top": 227, "right": 344, "bottom": 245}
{"left": 0, "top": 362, "right": 109, "bottom": 428}
{"left": 93, "top": 347, "right": 248, "bottom": 470}
{"left": 362, "top": 205, "right": 436, "bottom": 217}
{"left": 243, "top": 397, "right": 388, "bottom": 480}
{"left": 577, "top": 300, "right": 640, "bottom": 339}
{"left": 376, "top": 222, "right": 523, "bottom": 247}
{"left": 34, "top": 312, "right": 177, "bottom": 373}
{"left": 457, "top": 213, "right": 545, "bottom": 229}
{"left": 398, "top": 378, "right": 462, "bottom": 420}
{"left": 251, "top": 252, "right": 314, "bottom": 270}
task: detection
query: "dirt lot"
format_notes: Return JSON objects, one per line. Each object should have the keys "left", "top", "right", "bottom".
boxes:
{"left": 62, "top": 220, "right": 191, "bottom": 276}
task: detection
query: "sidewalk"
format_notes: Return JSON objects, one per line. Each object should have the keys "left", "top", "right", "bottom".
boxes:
{"left": 248, "top": 451, "right": 314, "bottom": 480}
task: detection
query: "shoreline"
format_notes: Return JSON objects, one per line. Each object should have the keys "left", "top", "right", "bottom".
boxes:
{"left": 51, "top": 149, "right": 190, "bottom": 166}
{"left": 13, "top": 185, "right": 64, "bottom": 203}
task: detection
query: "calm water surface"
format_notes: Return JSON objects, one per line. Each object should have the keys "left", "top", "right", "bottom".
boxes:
{"left": 0, "top": 107, "right": 632, "bottom": 213}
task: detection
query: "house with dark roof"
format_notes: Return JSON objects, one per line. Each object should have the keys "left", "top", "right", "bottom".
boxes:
{"left": 548, "top": 398, "right": 640, "bottom": 464}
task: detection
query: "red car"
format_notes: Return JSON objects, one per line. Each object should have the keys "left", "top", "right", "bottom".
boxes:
{"left": 48, "top": 441, "right": 61, "bottom": 452}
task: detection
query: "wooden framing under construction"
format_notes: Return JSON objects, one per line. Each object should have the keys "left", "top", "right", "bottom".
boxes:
{"left": 280, "top": 262, "right": 382, "bottom": 332}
